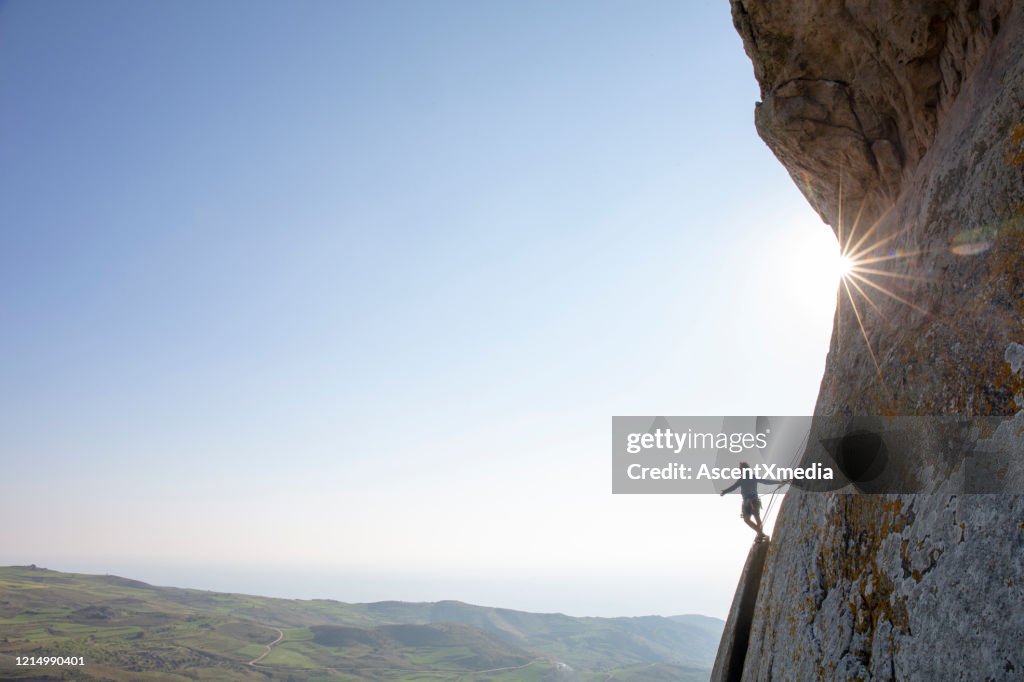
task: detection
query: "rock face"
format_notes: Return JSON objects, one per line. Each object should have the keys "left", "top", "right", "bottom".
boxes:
{"left": 728, "top": 1, "right": 1024, "bottom": 680}
{"left": 710, "top": 540, "right": 769, "bottom": 682}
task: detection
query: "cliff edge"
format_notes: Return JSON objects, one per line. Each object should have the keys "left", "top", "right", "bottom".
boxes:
{"left": 726, "top": 1, "right": 1024, "bottom": 680}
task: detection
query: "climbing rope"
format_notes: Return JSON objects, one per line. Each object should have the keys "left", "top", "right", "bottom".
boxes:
{"left": 761, "top": 427, "right": 811, "bottom": 525}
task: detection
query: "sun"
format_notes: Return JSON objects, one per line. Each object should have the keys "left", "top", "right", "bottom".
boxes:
{"left": 837, "top": 253, "right": 856, "bottom": 279}
{"left": 826, "top": 188, "right": 933, "bottom": 380}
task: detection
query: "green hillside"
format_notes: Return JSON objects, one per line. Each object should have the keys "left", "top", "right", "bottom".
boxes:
{"left": 0, "top": 566, "right": 720, "bottom": 681}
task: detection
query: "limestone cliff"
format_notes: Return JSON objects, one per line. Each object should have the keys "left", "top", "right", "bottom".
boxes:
{"left": 726, "top": 1, "right": 1024, "bottom": 680}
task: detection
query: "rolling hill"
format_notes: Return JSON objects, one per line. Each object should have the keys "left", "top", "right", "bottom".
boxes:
{"left": 0, "top": 565, "right": 721, "bottom": 681}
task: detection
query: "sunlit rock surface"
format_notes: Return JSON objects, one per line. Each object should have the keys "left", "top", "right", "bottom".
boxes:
{"left": 727, "top": 1, "right": 1024, "bottom": 680}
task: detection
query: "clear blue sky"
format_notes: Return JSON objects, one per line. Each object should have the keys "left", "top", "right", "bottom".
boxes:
{"left": 0, "top": 0, "right": 840, "bottom": 618}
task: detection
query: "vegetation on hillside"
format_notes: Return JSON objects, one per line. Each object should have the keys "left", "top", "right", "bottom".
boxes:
{"left": 0, "top": 566, "right": 719, "bottom": 681}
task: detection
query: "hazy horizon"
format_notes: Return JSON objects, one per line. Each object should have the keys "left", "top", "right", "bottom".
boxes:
{"left": 5, "top": 560, "right": 729, "bottom": 621}
{"left": 1, "top": 0, "right": 842, "bottom": 620}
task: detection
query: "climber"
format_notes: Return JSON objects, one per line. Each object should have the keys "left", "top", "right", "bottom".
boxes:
{"left": 720, "top": 462, "right": 787, "bottom": 542}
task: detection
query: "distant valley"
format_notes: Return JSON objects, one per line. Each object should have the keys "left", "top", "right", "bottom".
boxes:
{"left": 0, "top": 566, "right": 722, "bottom": 681}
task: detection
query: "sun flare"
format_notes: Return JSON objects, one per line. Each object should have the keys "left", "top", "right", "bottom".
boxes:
{"left": 837, "top": 253, "right": 856, "bottom": 279}
{"left": 827, "top": 190, "right": 935, "bottom": 380}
